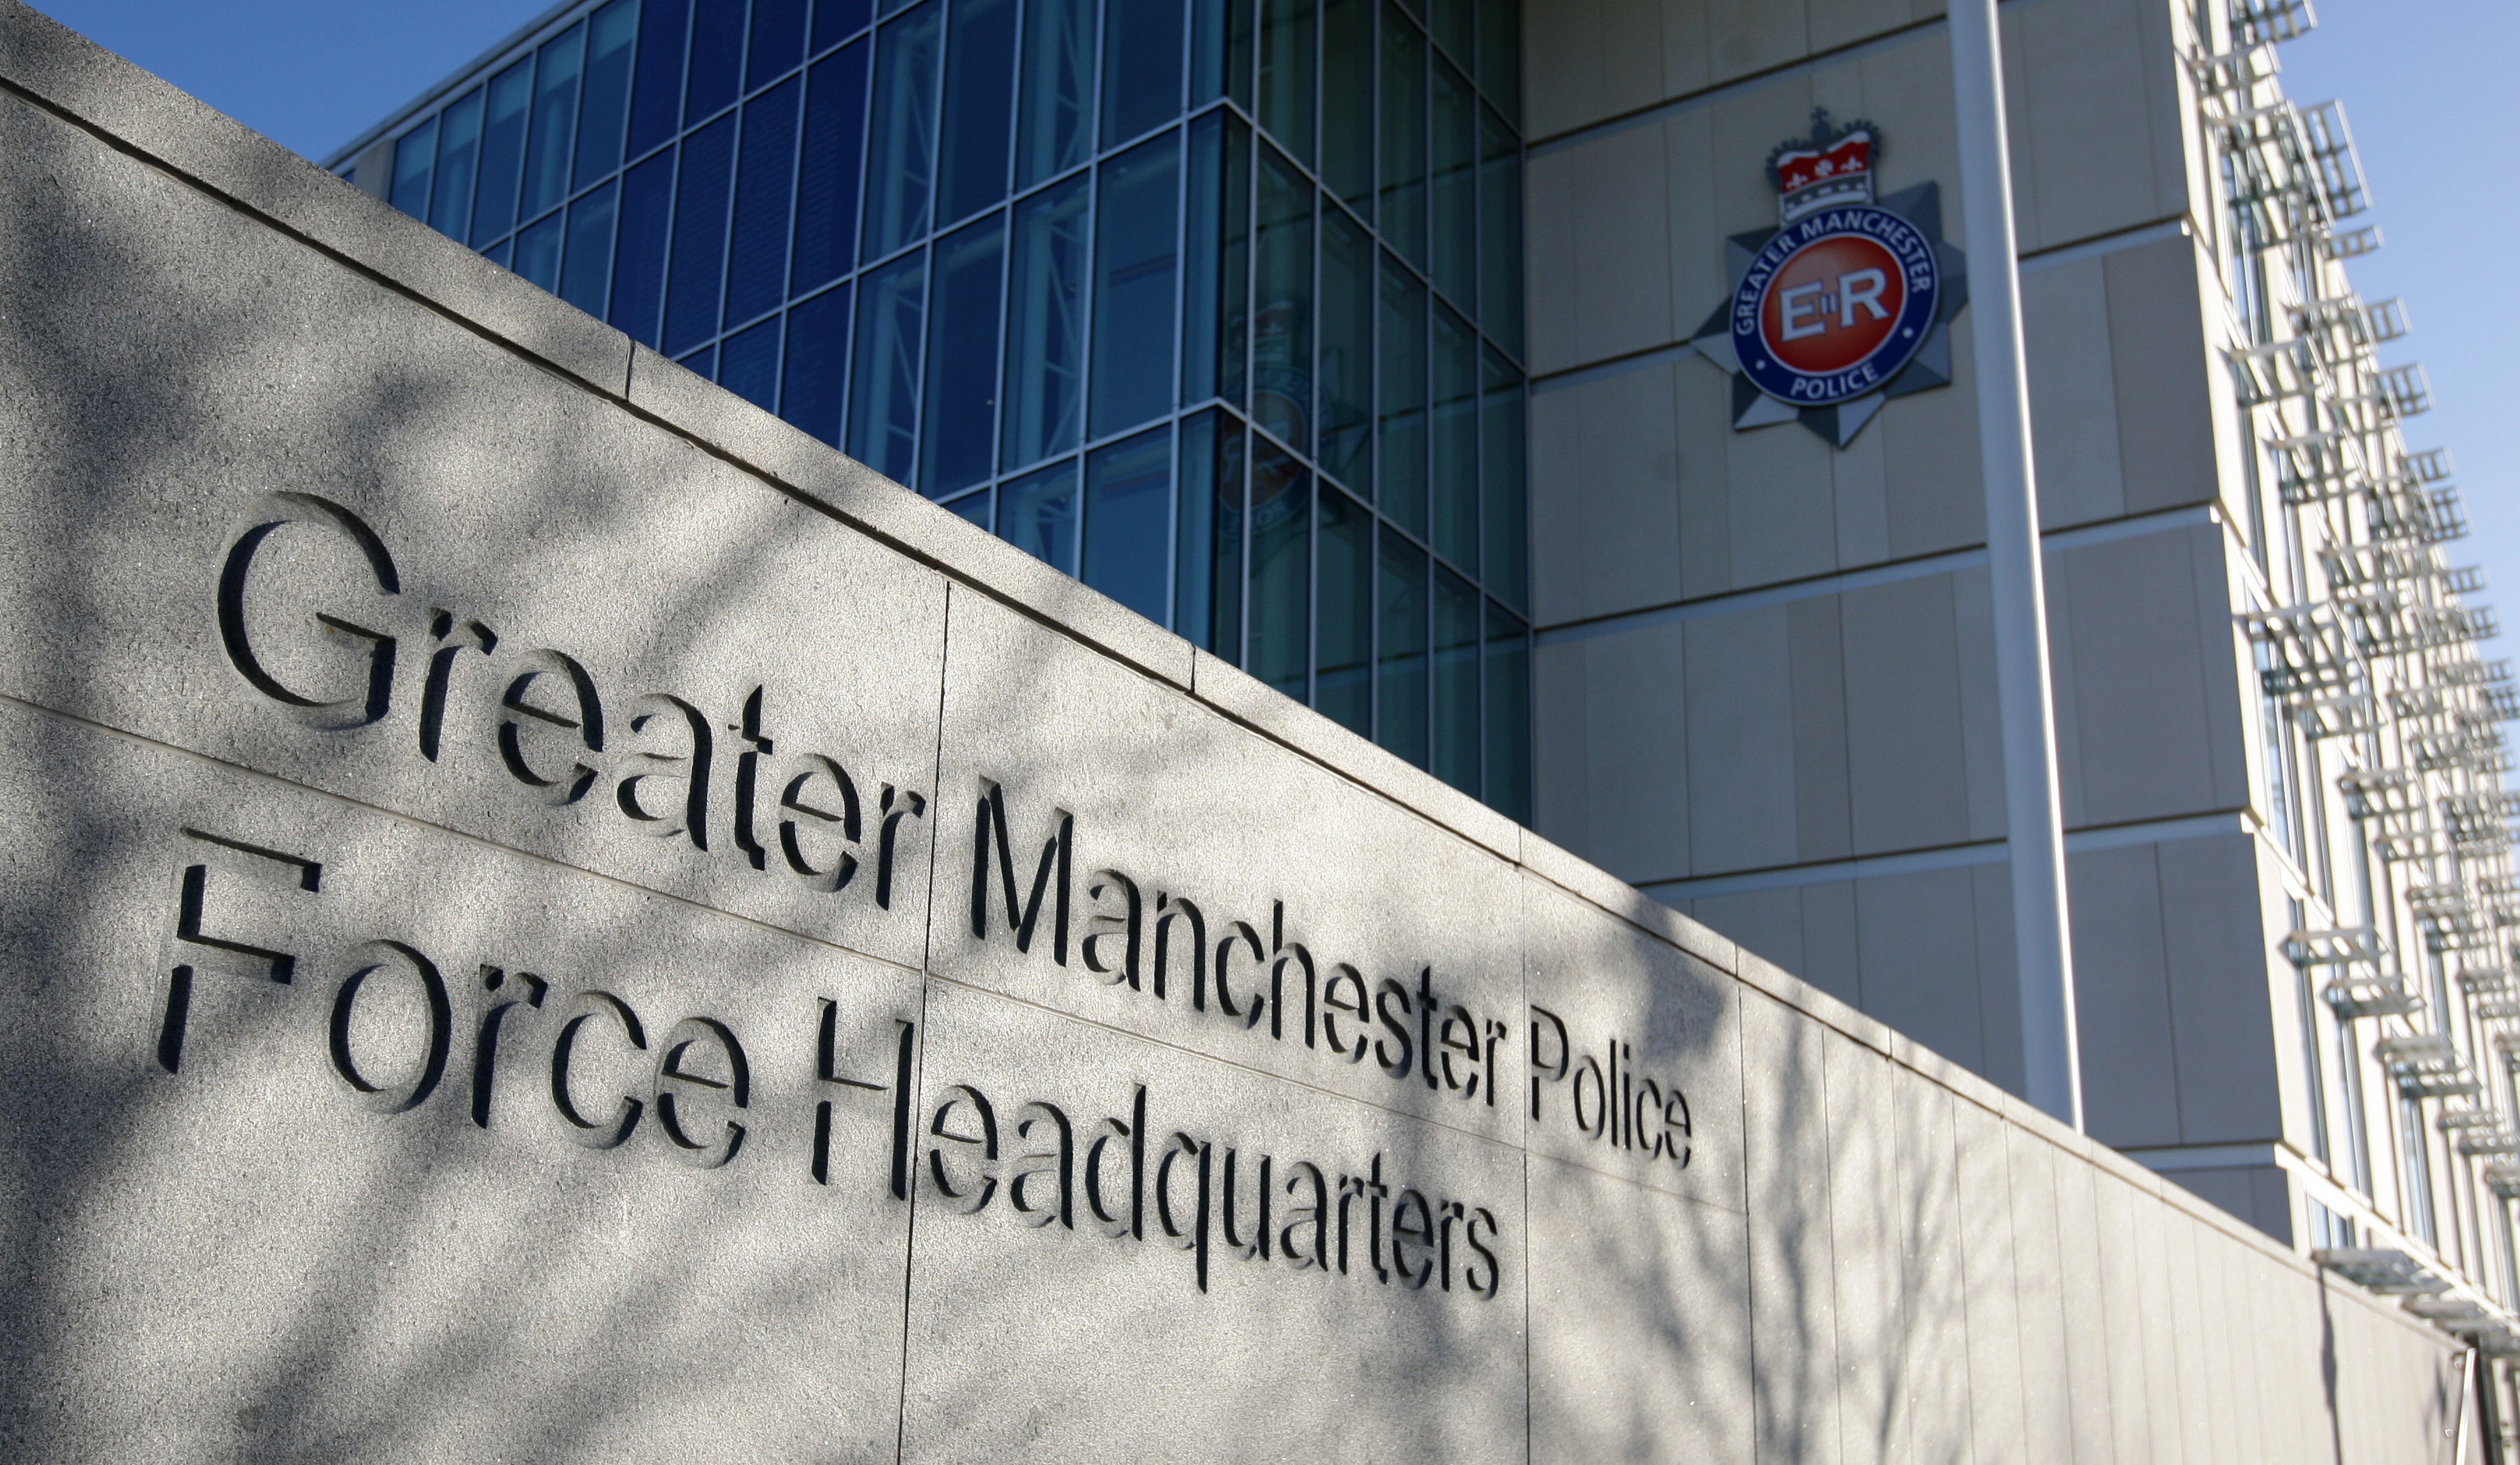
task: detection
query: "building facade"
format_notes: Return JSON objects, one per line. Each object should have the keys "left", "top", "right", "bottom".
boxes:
{"left": 330, "top": 0, "right": 2520, "bottom": 1435}
{"left": 333, "top": 0, "right": 1535, "bottom": 823}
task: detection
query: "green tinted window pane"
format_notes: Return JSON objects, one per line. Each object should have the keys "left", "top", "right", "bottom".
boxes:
{"left": 428, "top": 88, "right": 485, "bottom": 243}
{"left": 1377, "top": 526, "right": 1428, "bottom": 767}
{"left": 1177, "top": 408, "right": 1247, "bottom": 654}
{"left": 1432, "top": 564, "right": 1479, "bottom": 794}
{"left": 1377, "top": 3, "right": 1425, "bottom": 268}
{"left": 1003, "top": 176, "right": 1090, "bottom": 470}
{"left": 1084, "top": 428, "right": 1174, "bottom": 621}
{"left": 1252, "top": 144, "right": 1314, "bottom": 451}
{"left": 1478, "top": 107, "right": 1523, "bottom": 356}
{"left": 864, "top": 3, "right": 943, "bottom": 261}
{"left": 1482, "top": 600, "right": 1529, "bottom": 820}
{"left": 390, "top": 117, "right": 437, "bottom": 220}
{"left": 1480, "top": 347, "right": 1527, "bottom": 609}
{"left": 1258, "top": 0, "right": 1316, "bottom": 165}
{"left": 1317, "top": 486, "right": 1373, "bottom": 735}
{"left": 1318, "top": 206, "right": 1374, "bottom": 498}
{"left": 1248, "top": 440, "right": 1312, "bottom": 700}
{"left": 1377, "top": 253, "right": 1427, "bottom": 536}
{"left": 1321, "top": 0, "right": 1372, "bottom": 210}
{"left": 847, "top": 248, "right": 927, "bottom": 482}
{"left": 1017, "top": 0, "right": 1095, "bottom": 186}
{"left": 1476, "top": 0, "right": 1518, "bottom": 126}
{"left": 1430, "top": 59, "right": 1476, "bottom": 308}
{"left": 1089, "top": 133, "right": 1183, "bottom": 437}
{"left": 1427, "top": 0, "right": 1470, "bottom": 68}
{"left": 1190, "top": 0, "right": 1254, "bottom": 108}
{"left": 1000, "top": 459, "right": 1081, "bottom": 573}
{"left": 1431, "top": 302, "right": 1478, "bottom": 570}
{"left": 1183, "top": 113, "right": 1252, "bottom": 410}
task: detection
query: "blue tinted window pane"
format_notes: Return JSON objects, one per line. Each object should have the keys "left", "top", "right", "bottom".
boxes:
{"left": 815, "top": 0, "right": 873, "bottom": 49}
{"left": 1257, "top": 0, "right": 1314, "bottom": 165}
{"left": 999, "top": 460, "right": 1079, "bottom": 573}
{"left": 1432, "top": 564, "right": 1478, "bottom": 793}
{"left": 1088, "top": 133, "right": 1180, "bottom": 437}
{"left": 1319, "top": 205, "right": 1372, "bottom": 496}
{"left": 1189, "top": 0, "right": 1252, "bottom": 110}
{"left": 1430, "top": 59, "right": 1476, "bottom": 307}
{"left": 680, "top": 344, "right": 718, "bottom": 375}
{"left": 473, "top": 59, "right": 534, "bottom": 243}
{"left": 793, "top": 42, "right": 868, "bottom": 292}
{"left": 663, "top": 114, "right": 738, "bottom": 352}
{"left": 1480, "top": 347, "right": 1524, "bottom": 609}
{"left": 428, "top": 89, "right": 484, "bottom": 242}
{"left": 1083, "top": 428, "right": 1171, "bottom": 622}
{"left": 561, "top": 181, "right": 620, "bottom": 315}
{"left": 1482, "top": 600, "right": 1529, "bottom": 820}
{"left": 920, "top": 217, "right": 1005, "bottom": 496}
{"left": 938, "top": 0, "right": 1016, "bottom": 224}
{"left": 389, "top": 117, "right": 437, "bottom": 218}
{"left": 946, "top": 486, "right": 993, "bottom": 526}
{"left": 1431, "top": 301, "right": 1477, "bottom": 569}
{"left": 486, "top": 236, "right": 515, "bottom": 269}
{"left": 1478, "top": 107, "right": 1522, "bottom": 357}
{"left": 1321, "top": 0, "right": 1370, "bottom": 208}
{"left": 719, "top": 315, "right": 784, "bottom": 409}
{"left": 610, "top": 148, "right": 676, "bottom": 345}
{"left": 627, "top": 0, "right": 691, "bottom": 156}
{"left": 726, "top": 77, "right": 802, "bottom": 325}
{"left": 1176, "top": 409, "right": 1244, "bottom": 652}
{"left": 576, "top": 0, "right": 641, "bottom": 190}
{"left": 687, "top": 0, "right": 747, "bottom": 121}
{"left": 515, "top": 211, "right": 566, "bottom": 291}
{"left": 1014, "top": 0, "right": 1093, "bottom": 188}
{"left": 848, "top": 248, "right": 927, "bottom": 481}
{"left": 1317, "top": 483, "right": 1372, "bottom": 734}
{"left": 1379, "top": 3, "right": 1425, "bottom": 267}
{"left": 1476, "top": 0, "right": 1517, "bottom": 126}
{"left": 750, "top": 0, "right": 810, "bottom": 88}
{"left": 1102, "top": 0, "right": 1183, "bottom": 146}
{"left": 1377, "top": 253, "right": 1427, "bottom": 535}
{"left": 1377, "top": 526, "right": 1427, "bottom": 766}
{"left": 521, "top": 24, "right": 587, "bottom": 221}
{"left": 1251, "top": 142, "right": 1312, "bottom": 450}
{"left": 1247, "top": 440, "right": 1310, "bottom": 699}
{"left": 1001, "top": 175, "right": 1087, "bottom": 470}
{"left": 864, "top": 3, "right": 943, "bottom": 260}
{"left": 1181, "top": 111, "right": 1249, "bottom": 410}
{"left": 781, "top": 283, "right": 853, "bottom": 445}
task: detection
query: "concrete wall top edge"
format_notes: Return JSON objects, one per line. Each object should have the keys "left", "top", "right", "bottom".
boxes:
{"left": 0, "top": 0, "right": 2410, "bottom": 1305}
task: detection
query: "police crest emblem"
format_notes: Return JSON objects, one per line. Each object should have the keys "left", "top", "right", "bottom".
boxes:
{"left": 1687, "top": 110, "right": 1968, "bottom": 447}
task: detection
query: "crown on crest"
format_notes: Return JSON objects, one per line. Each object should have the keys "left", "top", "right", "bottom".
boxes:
{"left": 1767, "top": 108, "right": 1879, "bottom": 223}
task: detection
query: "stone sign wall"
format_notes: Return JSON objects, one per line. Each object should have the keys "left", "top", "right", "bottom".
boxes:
{"left": 0, "top": 5, "right": 2481, "bottom": 1461}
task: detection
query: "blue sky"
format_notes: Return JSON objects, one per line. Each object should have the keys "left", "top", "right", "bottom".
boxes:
{"left": 25, "top": 0, "right": 2513, "bottom": 637}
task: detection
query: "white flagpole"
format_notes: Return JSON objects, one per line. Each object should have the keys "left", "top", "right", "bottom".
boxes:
{"left": 1948, "top": 0, "right": 2083, "bottom": 1130}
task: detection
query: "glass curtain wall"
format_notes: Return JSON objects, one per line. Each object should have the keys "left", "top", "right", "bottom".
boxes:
{"left": 361, "top": 0, "right": 1529, "bottom": 820}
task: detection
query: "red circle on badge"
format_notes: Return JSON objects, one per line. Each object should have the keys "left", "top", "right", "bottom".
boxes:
{"left": 1759, "top": 234, "right": 1907, "bottom": 375}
